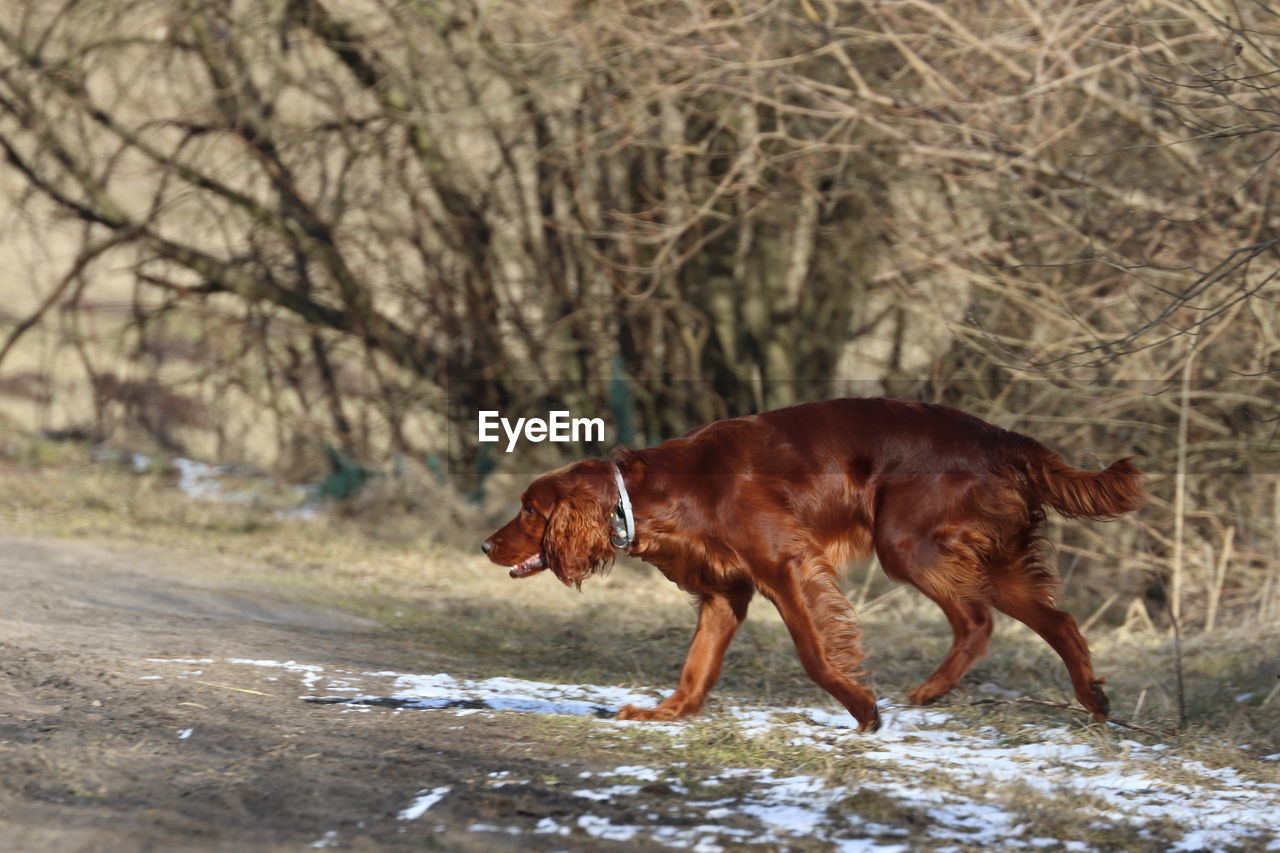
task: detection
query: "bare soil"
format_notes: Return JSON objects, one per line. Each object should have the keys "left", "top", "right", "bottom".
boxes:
{"left": 4, "top": 518, "right": 1277, "bottom": 852}
{"left": 0, "top": 534, "right": 664, "bottom": 851}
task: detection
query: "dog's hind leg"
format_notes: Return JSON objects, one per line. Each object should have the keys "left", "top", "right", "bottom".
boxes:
{"left": 988, "top": 544, "right": 1109, "bottom": 719}
{"left": 872, "top": 488, "right": 996, "bottom": 707}
{"left": 906, "top": 593, "right": 994, "bottom": 706}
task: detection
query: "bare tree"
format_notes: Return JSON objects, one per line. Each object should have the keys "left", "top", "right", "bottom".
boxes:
{"left": 2, "top": 0, "right": 1279, "bottom": 620}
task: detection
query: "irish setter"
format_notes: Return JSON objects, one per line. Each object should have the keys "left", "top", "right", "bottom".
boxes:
{"left": 482, "top": 398, "right": 1143, "bottom": 731}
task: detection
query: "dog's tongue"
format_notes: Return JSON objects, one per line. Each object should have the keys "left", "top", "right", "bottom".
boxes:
{"left": 509, "top": 554, "right": 546, "bottom": 579}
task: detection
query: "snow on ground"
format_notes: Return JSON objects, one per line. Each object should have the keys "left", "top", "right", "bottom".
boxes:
{"left": 397, "top": 786, "right": 452, "bottom": 821}
{"left": 144, "top": 658, "right": 1280, "bottom": 851}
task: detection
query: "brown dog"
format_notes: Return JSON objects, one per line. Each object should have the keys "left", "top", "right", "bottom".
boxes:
{"left": 482, "top": 398, "right": 1143, "bottom": 731}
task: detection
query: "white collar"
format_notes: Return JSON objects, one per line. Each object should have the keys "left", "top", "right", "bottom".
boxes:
{"left": 610, "top": 463, "right": 635, "bottom": 549}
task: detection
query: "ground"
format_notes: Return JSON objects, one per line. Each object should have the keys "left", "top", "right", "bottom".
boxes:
{"left": 0, "top": 534, "right": 698, "bottom": 851}
{"left": 0, "top": 458, "right": 1277, "bottom": 851}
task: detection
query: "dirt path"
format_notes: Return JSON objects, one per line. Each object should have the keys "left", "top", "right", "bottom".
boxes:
{"left": 0, "top": 534, "right": 645, "bottom": 852}
{"left": 4, "top": 532, "right": 1278, "bottom": 852}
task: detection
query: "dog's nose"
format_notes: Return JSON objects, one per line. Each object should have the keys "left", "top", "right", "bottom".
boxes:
{"left": 481, "top": 539, "right": 493, "bottom": 554}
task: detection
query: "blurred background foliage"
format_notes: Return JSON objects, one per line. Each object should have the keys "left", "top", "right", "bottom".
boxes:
{"left": 1, "top": 0, "right": 1278, "bottom": 629}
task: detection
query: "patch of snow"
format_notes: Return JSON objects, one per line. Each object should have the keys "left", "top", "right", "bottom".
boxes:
{"left": 309, "top": 830, "right": 339, "bottom": 848}
{"left": 174, "top": 458, "right": 245, "bottom": 503}
{"left": 226, "top": 658, "right": 323, "bottom": 672}
{"left": 469, "top": 823, "right": 522, "bottom": 835}
{"left": 146, "top": 658, "right": 215, "bottom": 664}
{"left": 397, "top": 786, "right": 450, "bottom": 821}
{"left": 277, "top": 504, "right": 321, "bottom": 521}
{"left": 143, "top": 656, "right": 1280, "bottom": 852}
{"left": 177, "top": 728, "right": 193, "bottom": 740}
{"left": 608, "top": 765, "right": 662, "bottom": 782}
{"left": 578, "top": 815, "right": 641, "bottom": 841}
{"left": 573, "top": 784, "right": 642, "bottom": 801}
{"left": 533, "top": 817, "right": 570, "bottom": 836}
{"left": 333, "top": 670, "right": 667, "bottom": 719}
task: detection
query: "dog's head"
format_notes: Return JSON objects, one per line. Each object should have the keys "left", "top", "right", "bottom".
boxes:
{"left": 482, "top": 459, "right": 618, "bottom": 589}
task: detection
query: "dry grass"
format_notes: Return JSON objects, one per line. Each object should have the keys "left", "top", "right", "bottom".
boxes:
{"left": 3, "top": 439, "right": 1278, "bottom": 851}
{"left": 1, "top": 436, "right": 1276, "bottom": 763}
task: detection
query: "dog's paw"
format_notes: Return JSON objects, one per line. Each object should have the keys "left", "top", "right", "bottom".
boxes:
{"left": 1088, "top": 679, "right": 1111, "bottom": 719}
{"left": 858, "top": 708, "right": 883, "bottom": 733}
{"left": 617, "top": 702, "right": 692, "bottom": 721}
{"left": 617, "top": 704, "right": 659, "bottom": 721}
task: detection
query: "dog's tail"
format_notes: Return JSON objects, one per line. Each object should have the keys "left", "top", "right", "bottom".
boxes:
{"left": 1005, "top": 436, "right": 1145, "bottom": 520}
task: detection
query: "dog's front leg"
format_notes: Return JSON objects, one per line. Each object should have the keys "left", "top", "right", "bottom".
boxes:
{"left": 762, "top": 560, "right": 882, "bottom": 732}
{"left": 618, "top": 586, "right": 752, "bottom": 721}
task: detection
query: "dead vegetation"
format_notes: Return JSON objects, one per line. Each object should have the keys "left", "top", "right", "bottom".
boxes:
{"left": 2, "top": 446, "right": 1275, "bottom": 758}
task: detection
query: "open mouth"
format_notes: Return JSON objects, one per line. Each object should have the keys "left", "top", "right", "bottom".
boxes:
{"left": 508, "top": 553, "right": 546, "bottom": 579}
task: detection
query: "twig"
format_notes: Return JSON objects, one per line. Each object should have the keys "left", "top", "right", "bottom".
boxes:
{"left": 854, "top": 555, "right": 879, "bottom": 609}
{"left": 1169, "top": 610, "right": 1187, "bottom": 732}
{"left": 1080, "top": 592, "right": 1119, "bottom": 634}
{"left": 1269, "top": 480, "right": 1280, "bottom": 624}
{"left": 1148, "top": 566, "right": 1188, "bottom": 733}
{"left": 1132, "top": 688, "right": 1147, "bottom": 720}
{"left": 1204, "top": 526, "right": 1234, "bottom": 634}
{"left": 1171, "top": 332, "right": 1196, "bottom": 624}
{"left": 194, "top": 680, "right": 272, "bottom": 696}
{"left": 858, "top": 585, "right": 907, "bottom": 616}
{"left": 957, "top": 697, "right": 1172, "bottom": 738}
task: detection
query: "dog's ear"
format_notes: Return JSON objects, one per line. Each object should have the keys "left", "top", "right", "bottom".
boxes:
{"left": 543, "top": 489, "right": 614, "bottom": 590}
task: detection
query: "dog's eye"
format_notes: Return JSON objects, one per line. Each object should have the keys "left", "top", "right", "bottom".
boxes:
{"left": 522, "top": 505, "right": 534, "bottom": 515}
